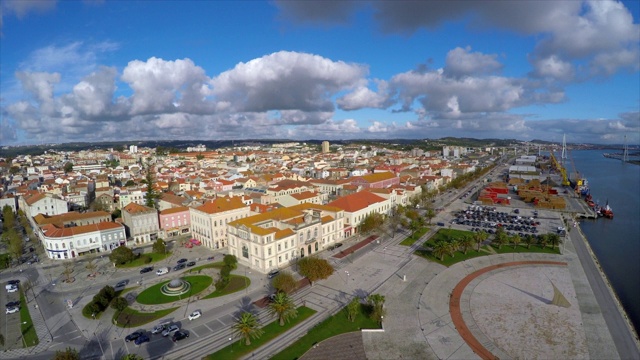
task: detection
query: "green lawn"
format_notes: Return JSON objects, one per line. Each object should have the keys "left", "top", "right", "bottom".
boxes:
{"left": 415, "top": 228, "right": 562, "bottom": 267}
{"left": 136, "top": 275, "right": 213, "bottom": 305}
{"left": 399, "top": 227, "right": 429, "bottom": 246}
{"left": 205, "top": 306, "right": 317, "bottom": 360}
{"left": 113, "top": 307, "right": 178, "bottom": 328}
{"left": 187, "top": 261, "right": 224, "bottom": 273}
{"left": 202, "top": 275, "right": 249, "bottom": 299}
{"left": 0, "top": 253, "right": 11, "bottom": 269}
{"left": 273, "top": 304, "right": 380, "bottom": 360}
{"left": 19, "top": 290, "right": 38, "bottom": 347}
{"left": 117, "top": 252, "right": 172, "bottom": 268}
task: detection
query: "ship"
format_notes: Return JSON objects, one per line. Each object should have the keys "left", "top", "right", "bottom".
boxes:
{"left": 600, "top": 200, "right": 614, "bottom": 219}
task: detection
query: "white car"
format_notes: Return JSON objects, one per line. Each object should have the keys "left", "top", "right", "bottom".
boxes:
{"left": 188, "top": 310, "right": 202, "bottom": 321}
{"left": 6, "top": 285, "right": 18, "bottom": 293}
{"left": 6, "top": 306, "right": 19, "bottom": 314}
{"left": 162, "top": 324, "right": 179, "bottom": 337}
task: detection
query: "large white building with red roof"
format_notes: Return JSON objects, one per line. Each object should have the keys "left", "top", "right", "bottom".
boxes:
{"left": 39, "top": 221, "right": 126, "bottom": 260}
{"left": 327, "top": 190, "right": 391, "bottom": 236}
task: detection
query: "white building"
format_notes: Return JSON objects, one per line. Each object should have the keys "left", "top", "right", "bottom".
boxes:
{"left": 39, "top": 222, "right": 126, "bottom": 260}
{"left": 121, "top": 202, "right": 159, "bottom": 244}
{"left": 227, "top": 203, "right": 344, "bottom": 274}
{"left": 190, "top": 196, "right": 251, "bottom": 249}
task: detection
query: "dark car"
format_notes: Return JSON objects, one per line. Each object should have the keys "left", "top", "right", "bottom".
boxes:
{"left": 134, "top": 334, "right": 150, "bottom": 345}
{"left": 172, "top": 331, "right": 189, "bottom": 342}
{"left": 267, "top": 269, "right": 280, "bottom": 279}
{"left": 186, "top": 261, "right": 196, "bottom": 267}
{"left": 5, "top": 301, "right": 20, "bottom": 308}
{"left": 7, "top": 280, "right": 20, "bottom": 285}
{"left": 140, "top": 266, "right": 154, "bottom": 274}
{"left": 115, "top": 280, "right": 129, "bottom": 288}
{"left": 173, "top": 263, "right": 186, "bottom": 271}
{"left": 125, "top": 330, "right": 145, "bottom": 342}
{"left": 177, "top": 258, "right": 188, "bottom": 264}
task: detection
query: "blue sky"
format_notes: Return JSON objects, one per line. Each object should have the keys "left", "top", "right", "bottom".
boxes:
{"left": 1, "top": 0, "right": 638, "bottom": 146}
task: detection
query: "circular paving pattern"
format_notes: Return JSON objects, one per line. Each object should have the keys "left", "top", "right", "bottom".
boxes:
{"left": 449, "top": 261, "right": 589, "bottom": 360}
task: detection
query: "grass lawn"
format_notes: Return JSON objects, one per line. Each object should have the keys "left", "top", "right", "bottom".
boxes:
{"left": 273, "top": 304, "right": 380, "bottom": 360}
{"left": 117, "top": 252, "right": 172, "bottom": 268}
{"left": 19, "top": 290, "right": 39, "bottom": 347}
{"left": 113, "top": 307, "right": 178, "bottom": 328}
{"left": 205, "top": 306, "right": 316, "bottom": 360}
{"left": 0, "top": 253, "right": 11, "bottom": 269}
{"left": 415, "top": 228, "right": 562, "bottom": 267}
{"left": 187, "top": 261, "right": 224, "bottom": 273}
{"left": 136, "top": 275, "right": 213, "bottom": 305}
{"left": 399, "top": 227, "right": 429, "bottom": 246}
{"left": 202, "top": 275, "right": 249, "bottom": 299}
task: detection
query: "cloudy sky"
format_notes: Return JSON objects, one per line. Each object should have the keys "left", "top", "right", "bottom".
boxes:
{"left": 1, "top": 0, "right": 638, "bottom": 146}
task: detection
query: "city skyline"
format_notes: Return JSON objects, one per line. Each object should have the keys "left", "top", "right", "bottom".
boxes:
{"left": 1, "top": 0, "right": 639, "bottom": 146}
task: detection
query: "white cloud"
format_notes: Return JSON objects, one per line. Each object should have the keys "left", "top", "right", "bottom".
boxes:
{"left": 530, "top": 55, "right": 575, "bottom": 81}
{"left": 336, "top": 80, "right": 391, "bottom": 110}
{"left": 444, "top": 46, "right": 503, "bottom": 78}
{"left": 210, "top": 51, "right": 367, "bottom": 113}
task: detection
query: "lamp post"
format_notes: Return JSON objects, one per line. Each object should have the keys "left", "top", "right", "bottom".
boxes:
{"left": 344, "top": 270, "right": 349, "bottom": 285}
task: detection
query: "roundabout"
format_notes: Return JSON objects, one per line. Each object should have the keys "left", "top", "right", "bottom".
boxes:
{"left": 136, "top": 275, "right": 213, "bottom": 305}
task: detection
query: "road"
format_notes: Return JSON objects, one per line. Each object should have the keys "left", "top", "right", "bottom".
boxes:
{"left": 569, "top": 228, "right": 640, "bottom": 359}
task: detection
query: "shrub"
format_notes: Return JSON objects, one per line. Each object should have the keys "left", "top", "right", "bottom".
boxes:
{"left": 142, "top": 255, "right": 152, "bottom": 264}
{"left": 111, "top": 297, "right": 129, "bottom": 312}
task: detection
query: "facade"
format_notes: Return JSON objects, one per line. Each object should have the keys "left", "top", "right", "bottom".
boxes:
{"left": 327, "top": 190, "right": 391, "bottom": 236}
{"left": 118, "top": 189, "right": 145, "bottom": 209}
{"left": 20, "top": 192, "right": 68, "bottom": 218}
{"left": 121, "top": 203, "right": 160, "bottom": 244}
{"left": 189, "top": 196, "right": 250, "bottom": 249}
{"left": 349, "top": 172, "right": 399, "bottom": 189}
{"left": 158, "top": 206, "right": 191, "bottom": 239}
{"left": 0, "top": 194, "right": 18, "bottom": 213}
{"left": 227, "top": 203, "right": 344, "bottom": 274}
{"left": 322, "top": 141, "right": 330, "bottom": 153}
{"left": 39, "top": 221, "right": 126, "bottom": 260}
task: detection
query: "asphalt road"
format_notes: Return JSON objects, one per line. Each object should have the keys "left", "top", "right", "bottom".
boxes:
{"left": 569, "top": 229, "right": 640, "bottom": 359}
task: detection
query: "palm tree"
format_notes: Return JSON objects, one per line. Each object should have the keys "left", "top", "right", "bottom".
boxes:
{"left": 447, "top": 238, "right": 459, "bottom": 257}
{"left": 494, "top": 227, "right": 508, "bottom": 249}
{"left": 268, "top": 292, "right": 298, "bottom": 326}
{"left": 523, "top": 234, "right": 535, "bottom": 249}
{"left": 548, "top": 233, "right": 561, "bottom": 249}
{"left": 367, "top": 294, "right": 386, "bottom": 324}
{"left": 511, "top": 234, "right": 522, "bottom": 249}
{"left": 431, "top": 241, "right": 448, "bottom": 261}
{"left": 539, "top": 234, "right": 550, "bottom": 249}
{"left": 475, "top": 231, "right": 488, "bottom": 251}
{"left": 459, "top": 235, "right": 474, "bottom": 254}
{"left": 232, "top": 312, "right": 264, "bottom": 345}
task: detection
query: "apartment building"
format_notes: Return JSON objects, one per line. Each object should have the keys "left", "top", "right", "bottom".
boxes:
{"left": 327, "top": 190, "right": 391, "bottom": 237}
{"left": 121, "top": 202, "right": 160, "bottom": 244}
{"left": 226, "top": 203, "right": 344, "bottom": 274}
{"left": 39, "top": 221, "right": 126, "bottom": 260}
{"left": 190, "top": 196, "right": 250, "bottom": 249}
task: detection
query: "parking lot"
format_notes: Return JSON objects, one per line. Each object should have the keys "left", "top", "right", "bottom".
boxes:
{"left": 1, "top": 281, "right": 23, "bottom": 350}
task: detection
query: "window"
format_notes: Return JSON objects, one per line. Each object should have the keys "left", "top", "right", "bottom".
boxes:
{"left": 278, "top": 256, "right": 281, "bottom": 263}
{"left": 278, "top": 244, "right": 281, "bottom": 252}
{"left": 242, "top": 245, "right": 249, "bottom": 258}
{"left": 268, "top": 247, "right": 272, "bottom": 256}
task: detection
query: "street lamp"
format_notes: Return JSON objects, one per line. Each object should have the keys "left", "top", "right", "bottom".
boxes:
{"left": 344, "top": 270, "right": 349, "bottom": 285}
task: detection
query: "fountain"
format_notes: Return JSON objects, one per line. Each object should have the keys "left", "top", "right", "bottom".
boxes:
{"left": 160, "top": 278, "right": 191, "bottom": 296}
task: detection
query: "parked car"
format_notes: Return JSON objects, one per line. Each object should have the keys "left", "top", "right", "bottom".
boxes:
{"left": 267, "top": 269, "right": 280, "bottom": 279}
{"left": 172, "top": 331, "right": 189, "bottom": 342}
{"left": 162, "top": 324, "right": 179, "bottom": 337}
{"left": 186, "top": 261, "right": 196, "bottom": 267}
{"left": 115, "top": 280, "right": 128, "bottom": 288}
{"left": 177, "top": 258, "right": 188, "bottom": 264}
{"left": 125, "top": 330, "right": 145, "bottom": 342}
{"left": 151, "top": 324, "right": 167, "bottom": 334}
{"left": 7, "top": 280, "right": 20, "bottom": 285}
{"left": 5, "top": 306, "right": 19, "bottom": 314}
{"left": 173, "top": 263, "right": 186, "bottom": 271}
{"left": 156, "top": 267, "right": 170, "bottom": 276}
{"left": 6, "top": 285, "right": 18, "bottom": 293}
{"left": 5, "top": 301, "right": 20, "bottom": 308}
{"left": 140, "top": 266, "right": 154, "bottom": 274}
{"left": 188, "top": 310, "right": 201, "bottom": 320}
{"left": 134, "top": 334, "right": 150, "bottom": 345}
{"left": 436, "top": 222, "right": 445, "bottom": 226}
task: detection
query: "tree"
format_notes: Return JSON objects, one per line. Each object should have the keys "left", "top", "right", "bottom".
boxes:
{"left": 124, "top": 180, "right": 135, "bottom": 187}
{"left": 431, "top": 241, "right": 448, "bottom": 261}
{"left": 494, "top": 227, "right": 508, "bottom": 249}
{"left": 63, "top": 162, "right": 74, "bottom": 174}
{"left": 62, "top": 261, "right": 75, "bottom": 283}
{"left": 152, "top": 238, "right": 167, "bottom": 254}
{"left": 347, "top": 297, "right": 360, "bottom": 323}
{"left": 447, "top": 238, "right": 459, "bottom": 257}
{"left": 539, "top": 234, "right": 550, "bottom": 248}
{"left": 359, "top": 213, "right": 384, "bottom": 234}
{"left": 271, "top": 272, "right": 297, "bottom": 294}
{"left": 85, "top": 257, "right": 98, "bottom": 276}
{"left": 111, "top": 297, "right": 129, "bottom": 312}
{"left": 109, "top": 246, "right": 136, "bottom": 265}
{"left": 196, "top": 153, "right": 205, "bottom": 160}
{"left": 511, "top": 234, "right": 522, "bottom": 249}
{"left": 548, "top": 233, "right": 561, "bottom": 249}
{"left": 141, "top": 163, "right": 161, "bottom": 209}
{"left": 424, "top": 208, "right": 436, "bottom": 225}
{"left": 298, "top": 257, "right": 334, "bottom": 285}
{"left": 523, "top": 234, "right": 535, "bottom": 249}
{"left": 367, "top": 294, "right": 386, "bottom": 324}
{"left": 459, "top": 235, "right": 474, "bottom": 254}
{"left": 268, "top": 292, "right": 298, "bottom": 326}
{"left": 232, "top": 312, "right": 264, "bottom": 346}
{"left": 223, "top": 254, "right": 238, "bottom": 270}
{"left": 9, "top": 166, "right": 21, "bottom": 175}
{"left": 121, "top": 355, "right": 145, "bottom": 360}
{"left": 53, "top": 347, "right": 80, "bottom": 360}
{"left": 387, "top": 206, "right": 404, "bottom": 239}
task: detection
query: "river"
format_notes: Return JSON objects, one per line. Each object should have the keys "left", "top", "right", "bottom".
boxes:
{"left": 570, "top": 149, "right": 640, "bottom": 334}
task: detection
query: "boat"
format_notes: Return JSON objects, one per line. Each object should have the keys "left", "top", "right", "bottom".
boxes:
{"left": 601, "top": 200, "right": 614, "bottom": 219}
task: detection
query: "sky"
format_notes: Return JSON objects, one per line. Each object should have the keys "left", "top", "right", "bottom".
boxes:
{"left": 0, "top": 0, "right": 639, "bottom": 146}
